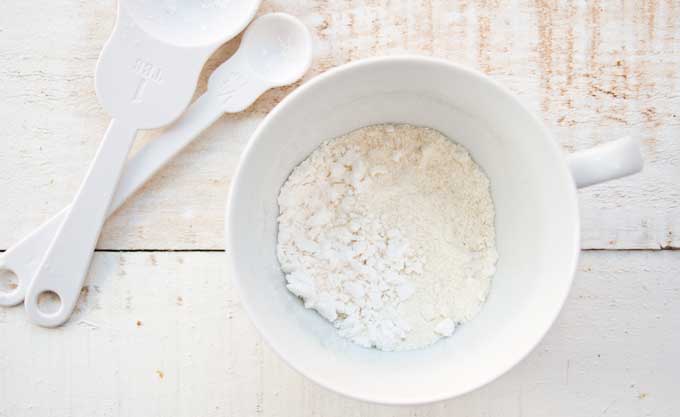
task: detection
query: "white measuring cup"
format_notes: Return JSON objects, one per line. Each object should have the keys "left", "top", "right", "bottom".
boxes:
{"left": 21, "top": 0, "right": 262, "bottom": 327}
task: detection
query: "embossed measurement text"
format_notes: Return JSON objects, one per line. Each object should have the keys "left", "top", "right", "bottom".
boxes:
{"left": 131, "top": 59, "right": 163, "bottom": 103}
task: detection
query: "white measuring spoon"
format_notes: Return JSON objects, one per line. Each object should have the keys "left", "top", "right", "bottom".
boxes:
{"left": 0, "top": 13, "right": 312, "bottom": 310}
{"left": 1, "top": 13, "right": 312, "bottom": 312}
{"left": 21, "top": 0, "right": 263, "bottom": 327}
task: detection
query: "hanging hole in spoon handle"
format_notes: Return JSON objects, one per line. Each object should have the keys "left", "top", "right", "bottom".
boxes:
{"left": 24, "top": 120, "right": 138, "bottom": 327}
{"left": 0, "top": 206, "right": 71, "bottom": 306}
{"left": 36, "top": 290, "right": 62, "bottom": 316}
{"left": 0, "top": 263, "right": 20, "bottom": 295}
{"left": 26, "top": 287, "right": 65, "bottom": 327}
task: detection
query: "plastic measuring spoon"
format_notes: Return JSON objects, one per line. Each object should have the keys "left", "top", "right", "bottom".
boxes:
{"left": 22, "top": 0, "right": 262, "bottom": 327}
{"left": 0, "top": 13, "right": 312, "bottom": 311}
{"left": 3, "top": 13, "right": 311, "bottom": 314}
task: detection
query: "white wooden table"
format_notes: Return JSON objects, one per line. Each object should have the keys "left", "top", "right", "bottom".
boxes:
{"left": 1, "top": 1, "right": 678, "bottom": 416}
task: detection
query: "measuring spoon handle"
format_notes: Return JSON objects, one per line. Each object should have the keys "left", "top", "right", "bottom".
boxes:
{"left": 24, "top": 120, "right": 137, "bottom": 327}
{"left": 112, "top": 93, "right": 224, "bottom": 210}
{"left": 0, "top": 17, "right": 293, "bottom": 309}
{"left": 0, "top": 93, "right": 224, "bottom": 308}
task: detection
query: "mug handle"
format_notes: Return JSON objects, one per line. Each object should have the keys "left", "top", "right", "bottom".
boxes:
{"left": 567, "top": 137, "right": 643, "bottom": 188}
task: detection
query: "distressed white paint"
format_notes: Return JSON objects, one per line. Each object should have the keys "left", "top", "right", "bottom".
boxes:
{"left": 1, "top": 1, "right": 679, "bottom": 415}
{"left": 0, "top": 251, "right": 678, "bottom": 416}
{"left": 1, "top": 0, "right": 679, "bottom": 250}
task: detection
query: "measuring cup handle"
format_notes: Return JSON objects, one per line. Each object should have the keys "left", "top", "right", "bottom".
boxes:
{"left": 567, "top": 137, "right": 643, "bottom": 189}
{"left": 24, "top": 120, "right": 138, "bottom": 327}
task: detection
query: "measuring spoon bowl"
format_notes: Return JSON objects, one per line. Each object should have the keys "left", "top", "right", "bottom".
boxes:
{"left": 124, "top": 0, "right": 260, "bottom": 48}
{"left": 97, "top": 0, "right": 262, "bottom": 128}
{"left": 241, "top": 13, "right": 313, "bottom": 87}
{"left": 208, "top": 13, "right": 313, "bottom": 113}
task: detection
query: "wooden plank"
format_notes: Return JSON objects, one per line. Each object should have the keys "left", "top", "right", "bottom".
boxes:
{"left": 0, "top": 250, "right": 678, "bottom": 416}
{"left": 1, "top": 1, "right": 678, "bottom": 251}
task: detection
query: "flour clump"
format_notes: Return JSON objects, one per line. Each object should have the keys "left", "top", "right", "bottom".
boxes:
{"left": 276, "top": 124, "right": 497, "bottom": 351}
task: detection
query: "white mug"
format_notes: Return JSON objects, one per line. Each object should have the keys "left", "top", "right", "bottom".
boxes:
{"left": 225, "top": 56, "right": 643, "bottom": 404}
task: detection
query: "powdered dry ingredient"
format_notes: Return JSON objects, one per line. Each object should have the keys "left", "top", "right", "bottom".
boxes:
{"left": 276, "top": 124, "right": 497, "bottom": 351}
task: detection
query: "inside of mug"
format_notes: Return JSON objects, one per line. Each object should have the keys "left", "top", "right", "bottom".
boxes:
{"left": 227, "top": 59, "right": 580, "bottom": 403}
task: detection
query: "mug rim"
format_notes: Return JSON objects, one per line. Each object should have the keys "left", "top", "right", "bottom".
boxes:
{"left": 225, "top": 55, "right": 581, "bottom": 405}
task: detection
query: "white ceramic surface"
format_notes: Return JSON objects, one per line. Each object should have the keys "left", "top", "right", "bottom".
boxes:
{"left": 225, "top": 56, "right": 642, "bottom": 404}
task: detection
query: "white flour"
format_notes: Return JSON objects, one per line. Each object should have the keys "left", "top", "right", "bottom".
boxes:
{"left": 276, "top": 124, "right": 497, "bottom": 351}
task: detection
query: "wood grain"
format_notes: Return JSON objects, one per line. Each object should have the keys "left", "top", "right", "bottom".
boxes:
{"left": 0, "top": 251, "right": 677, "bottom": 416}
{"left": 1, "top": 2, "right": 678, "bottom": 413}
{"left": 0, "top": 0, "right": 678, "bottom": 250}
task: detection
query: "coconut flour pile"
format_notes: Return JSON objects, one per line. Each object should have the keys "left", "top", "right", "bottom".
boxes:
{"left": 276, "top": 124, "right": 497, "bottom": 351}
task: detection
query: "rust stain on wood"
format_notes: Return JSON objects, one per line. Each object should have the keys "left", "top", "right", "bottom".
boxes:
{"left": 665, "top": 0, "right": 677, "bottom": 39}
{"left": 602, "top": 7, "right": 631, "bottom": 124}
{"left": 629, "top": 0, "right": 665, "bottom": 160}
{"left": 555, "top": 1, "right": 577, "bottom": 123}
{"left": 645, "top": 0, "right": 658, "bottom": 40}
{"left": 424, "top": 0, "right": 435, "bottom": 53}
{"left": 662, "top": 0, "right": 678, "bottom": 80}
{"left": 314, "top": 0, "right": 334, "bottom": 74}
{"left": 604, "top": 114, "right": 628, "bottom": 124}
{"left": 390, "top": 1, "right": 408, "bottom": 51}
{"left": 74, "top": 285, "right": 90, "bottom": 314}
{"left": 435, "top": 0, "right": 467, "bottom": 59}
{"left": 565, "top": 3, "right": 576, "bottom": 91}
{"left": 634, "top": 1, "right": 658, "bottom": 96}
{"left": 642, "top": 107, "right": 657, "bottom": 122}
{"left": 401, "top": 0, "right": 411, "bottom": 51}
{"left": 643, "top": 136, "right": 658, "bottom": 154}
{"left": 477, "top": 0, "right": 499, "bottom": 74}
{"left": 314, "top": 0, "right": 330, "bottom": 41}
{"left": 534, "top": 0, "right": 555, "bottom": 113}
{"left": 592, "top": 84, "right": 625, "bottom": 99}
{"left": 617, "top": 57, "right": 631, "bottom": 105}
{"left": 368, "top": 0, "right": 382, "bottom": 55}
{"left": 587, "top": 0, "right": 603, "bottom": 108}
{"left": 348, "top": 0, "right": 359, "bottom": 61}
